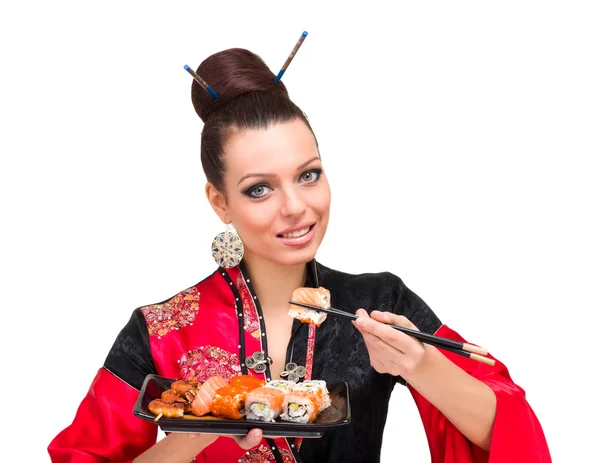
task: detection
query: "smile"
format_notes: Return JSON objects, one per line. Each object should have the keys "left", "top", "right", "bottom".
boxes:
{"left": 276, "top": 224, "right": 316, "bottom": 246}
{"left": 279, "top": 226, "right": 311, "bottom": 239}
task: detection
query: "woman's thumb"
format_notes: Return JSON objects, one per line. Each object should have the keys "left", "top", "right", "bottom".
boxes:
{"left": 236, "top": 428, "right": 263, "bottom": 449}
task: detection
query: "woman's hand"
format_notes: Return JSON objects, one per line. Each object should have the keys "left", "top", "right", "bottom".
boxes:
{"left": 133, "top": 429, "right": 263, "bottom": 462}
{"left": 352, "top": 309, "right": 428, "bottom": 378}
{"left": 354, "top": 309, "right": 498, "bottom": 451}
{"left": 231, "top": 428, "right": 263, "bottom": 449}
{"left": 188, "top": 428, "right": 263, "bottom": 450}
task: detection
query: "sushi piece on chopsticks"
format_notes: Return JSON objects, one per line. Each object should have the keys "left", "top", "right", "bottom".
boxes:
{"left": 245, "top": 386, "right": 286, "bottom": 422}
{"left": 288, "top": 287, "right": 331, "bottom": 326}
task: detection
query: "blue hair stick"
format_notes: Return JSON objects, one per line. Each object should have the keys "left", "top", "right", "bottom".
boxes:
{"left": 184, "top": 64, "right": 218, "bottom": 99}
{"left": 274, "top": 31, "right": 308, "bottom": 83}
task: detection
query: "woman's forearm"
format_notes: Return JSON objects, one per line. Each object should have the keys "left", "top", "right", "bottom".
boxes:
{"left": 132, "top": 432, "right": 216, "bottom": 463}
{"left": 403, "top": 344, "right": 497, "bottom": 451}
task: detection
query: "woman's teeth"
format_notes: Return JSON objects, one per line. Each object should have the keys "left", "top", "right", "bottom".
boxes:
{"left": 281, "top": 226, "right": 311, "bottom": 238}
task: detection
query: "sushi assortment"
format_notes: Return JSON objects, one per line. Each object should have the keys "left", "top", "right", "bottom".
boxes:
{"left": 147, "top": 375, "right": 331, "bottom": 424}
{"left": 288, "top": 286, "right": 331, "bottom": 326}
{"left": 145, "top": 287, "right": 344, "bottom": 428}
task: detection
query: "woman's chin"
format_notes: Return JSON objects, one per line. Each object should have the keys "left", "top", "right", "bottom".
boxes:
{"left": 267, "top": 245, "right": 319, "bottom": 267}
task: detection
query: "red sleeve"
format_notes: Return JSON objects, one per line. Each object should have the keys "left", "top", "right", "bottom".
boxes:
{"left": 408, "top": 325, "right": 552, "bottom": 463}
{"left": 48, "top": 368, "right": 157, "bottom": 463}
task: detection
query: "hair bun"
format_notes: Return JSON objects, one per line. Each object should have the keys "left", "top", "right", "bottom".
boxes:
{"left": 191, "top": 48, "right": 290, "bottom": 122}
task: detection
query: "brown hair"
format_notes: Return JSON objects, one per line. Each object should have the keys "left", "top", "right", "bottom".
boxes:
{"left": 191, "top": 48, "right": 317, "bottom": 191}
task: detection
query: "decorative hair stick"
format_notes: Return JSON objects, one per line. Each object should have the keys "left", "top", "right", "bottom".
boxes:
{"left": 273, "top": 31, "right": 308, "bottom": 83}
{"left": 183, "top": 64, "right": 219, "bottom": 100}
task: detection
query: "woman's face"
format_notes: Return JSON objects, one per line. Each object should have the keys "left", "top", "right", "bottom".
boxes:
{"left": 209, "top": 118, "right": 331, "bottom": 268}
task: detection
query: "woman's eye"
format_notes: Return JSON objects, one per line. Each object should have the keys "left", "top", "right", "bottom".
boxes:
{"left": 300, "top": 169, "right": 321, "bottom": 183}
{"left": 247, "top": 184, "right": 272, "bottom": 198}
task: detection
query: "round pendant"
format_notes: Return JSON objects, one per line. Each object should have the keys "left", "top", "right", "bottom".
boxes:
{"left": 212, "top": 231, "right": 244, "bottom": 268}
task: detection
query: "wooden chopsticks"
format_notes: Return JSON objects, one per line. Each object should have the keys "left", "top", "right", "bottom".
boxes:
{"left": 288, "top": 301, "right": 495, "bottom": 366}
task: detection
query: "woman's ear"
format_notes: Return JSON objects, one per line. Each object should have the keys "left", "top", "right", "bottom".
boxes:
{"left": 205, "top": 182, "right": 230, "bottom": 224}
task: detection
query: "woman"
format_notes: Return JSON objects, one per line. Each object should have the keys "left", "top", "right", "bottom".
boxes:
{"left": 48, "top": 47, "right": 551, "bottom": 462}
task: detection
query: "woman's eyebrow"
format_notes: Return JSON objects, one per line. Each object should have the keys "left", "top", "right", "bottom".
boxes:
{"left": 237, "top": 172, "right": 276, "bottom": 186}
{"left": 236, "top": 156, "right": 320, "bottom": 186}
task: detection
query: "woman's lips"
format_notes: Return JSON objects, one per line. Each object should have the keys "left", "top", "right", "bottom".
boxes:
{"left": 277, "top": 224, "right": 316, "bottom": 246}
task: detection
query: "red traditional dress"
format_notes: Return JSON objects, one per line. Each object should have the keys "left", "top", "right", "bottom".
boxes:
{"left": 48, "top": 260, "right": 551, "bottom": 462}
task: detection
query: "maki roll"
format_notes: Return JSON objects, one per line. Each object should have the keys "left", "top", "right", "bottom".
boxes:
{"left": 281, "top": 391, "right": 321, "bottom": 424}
{"left": 265, "top": 379, "right": 295, "bottom": 393}
{"left": 294, "top": 380, "right": 331, "bottom": 411}
{"left": 245, "top": 386, "right": 286, "bottom": 422}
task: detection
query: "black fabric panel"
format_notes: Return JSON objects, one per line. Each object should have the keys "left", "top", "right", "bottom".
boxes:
{"left": 103, "top": 309, "right": 157, "bottom": 390}
{"left": 389, "top": 272, "right": 443, "bottom": 335}
{"left": 295, "top": 261, "right": 443, "bottom": 463}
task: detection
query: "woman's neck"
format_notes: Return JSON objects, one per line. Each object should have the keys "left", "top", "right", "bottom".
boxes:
{"left": 241, "top": 253, "right": 307, "bottom": 316}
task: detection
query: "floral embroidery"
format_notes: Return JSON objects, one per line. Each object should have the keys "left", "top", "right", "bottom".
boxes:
{"left": 279, "top": 449, "right": 295, "bottom": 462}
{"left": 141, "top": 287, "right": 200, "bottom": 337}
{"left": 179, "top": 346, "right": 241, "bottom": 382}
{"left": 239, "top": 445, "right": 295, "bottom": 463}
{"left": 236, "top": 274, "right": 260, "bottom": 339}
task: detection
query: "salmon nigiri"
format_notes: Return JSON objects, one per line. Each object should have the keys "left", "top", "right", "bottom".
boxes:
{"left": 288, "top": 287, "right": 330, "bottom": 327}
{"left": 190, "top": 375, "right": 229, "bottom": 416}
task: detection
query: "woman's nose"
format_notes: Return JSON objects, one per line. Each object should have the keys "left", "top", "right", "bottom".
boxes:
{"left": 280, "top": 188, "right": 307, "bottom": 217}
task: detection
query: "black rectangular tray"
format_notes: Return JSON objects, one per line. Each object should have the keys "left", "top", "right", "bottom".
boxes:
{"left": 133, "top": 374, "right": 351, "bottom": 438}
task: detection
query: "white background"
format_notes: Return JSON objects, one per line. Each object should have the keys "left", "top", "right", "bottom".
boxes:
{"left": 1, "top": 1, "right": 598, "bottom": 461}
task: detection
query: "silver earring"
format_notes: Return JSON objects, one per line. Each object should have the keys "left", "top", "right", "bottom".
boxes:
{"left": 211, "top": 224, "right": 244, "bottom": 268}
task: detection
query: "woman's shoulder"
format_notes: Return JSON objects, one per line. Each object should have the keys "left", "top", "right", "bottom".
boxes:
{"left": 132, "top": 269, "right": 223, "bottom": 337}
{"left": 103, "top": 269, "right": 226, "bottom": 387}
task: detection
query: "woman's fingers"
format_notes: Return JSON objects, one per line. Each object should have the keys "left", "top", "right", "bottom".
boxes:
{"left": 353, "top": 308, "right": 427, "bottom": 376}
{"left": 370, "top": 310, "right": 419, "bottom": 331}
{"left": 358, "top": 329, "right": 404, "bottom": 374}
{"left": 361, "top": 330, "right": 404, "bottom": 357}
{"left": 354, "top": 310, "right": 418, "bottom": 351}
{"left": 188, "top": 429, "right": 263, "bottom": 450}
{"left": 232, "top": 428, "right": 263, "bottom": 450}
